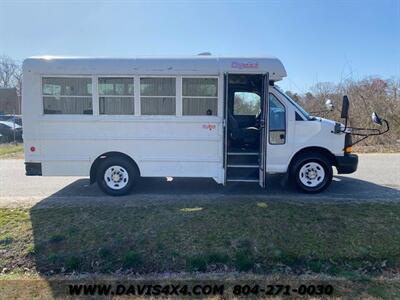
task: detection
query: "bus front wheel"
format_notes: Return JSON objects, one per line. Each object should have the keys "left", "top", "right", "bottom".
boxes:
{"left": 290, "top": 152, "right": 333, "bottom": 193}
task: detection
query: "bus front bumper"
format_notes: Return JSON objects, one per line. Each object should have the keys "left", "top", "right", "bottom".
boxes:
{"left": 335, "top": 154, "right": 358, "bottom": 174}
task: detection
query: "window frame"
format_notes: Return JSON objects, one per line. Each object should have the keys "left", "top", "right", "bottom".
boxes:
{"left": 181, "top": 76, "right": 219, "bottom": 117}
{"left": 268, "top": 92, "right": 287, "bottom": 145}
{"left": 41, "top": 75, "right": 94, "bottom": 115}
{"left": 97, "top": 76, "right": 135, "bottom": 115}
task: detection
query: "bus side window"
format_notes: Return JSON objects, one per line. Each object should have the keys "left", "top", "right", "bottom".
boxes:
{"left": 182, "top": 78, "right": 218, "bottom": 116}
{"left": 42, "top": 77, "right": 93, "bottom": 115}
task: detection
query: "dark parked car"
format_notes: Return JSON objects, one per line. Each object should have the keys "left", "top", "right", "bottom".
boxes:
{"left": 0, "top": 120, "right": 23, "bottom": 142}
{"left": 0, "top": 115, "right": 22, "bottom": 126}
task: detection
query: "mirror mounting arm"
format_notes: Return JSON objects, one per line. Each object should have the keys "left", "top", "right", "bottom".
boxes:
{"left": 347, "top": 119, "right": 390, "bottom": 147}
{"left": 338, "top": 95, "right": 390, "bottom": 146}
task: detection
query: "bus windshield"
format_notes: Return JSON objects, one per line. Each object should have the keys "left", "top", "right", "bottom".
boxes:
{"left": 274, "top": 86, "right": 313, "bottom": 120}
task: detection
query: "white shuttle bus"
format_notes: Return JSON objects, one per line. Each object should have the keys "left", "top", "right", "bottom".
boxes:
{"left": 22, "top": 56, "right": 361, "bottom": 195}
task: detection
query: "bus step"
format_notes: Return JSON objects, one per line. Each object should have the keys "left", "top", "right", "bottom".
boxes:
{"left": 227, "top": 154, "right": 259, "bottom": 165}
{"left": 227, "top": 152, "right": 259, "bottom": 156}
{"left": 227, "top": 178, "right": 259, "bottom": 183}
{"left": 227, "top": 166, "right": 258, "bottom": 179}
{"left": 227, "top": 164, "right": 259, "bottom": 168}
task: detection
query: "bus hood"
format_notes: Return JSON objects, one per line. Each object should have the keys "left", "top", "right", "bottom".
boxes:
{"left": 315, "top": 117, "right": 346, "bottom": 133}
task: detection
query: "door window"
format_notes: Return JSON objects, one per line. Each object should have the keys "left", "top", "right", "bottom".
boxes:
{"left": 269, "top": 94, "right": 286, "bottom": 144}
{"left": 233, "top": 92, "right": 260, "bottom": 116}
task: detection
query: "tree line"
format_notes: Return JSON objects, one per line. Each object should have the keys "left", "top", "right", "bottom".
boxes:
{"left": 286, "top": 78, "right": 400, "bottom": 151}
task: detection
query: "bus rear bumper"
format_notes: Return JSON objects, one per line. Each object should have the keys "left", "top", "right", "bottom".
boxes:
{"left": 335, "top": 154, "right": 358, "bottom": 174}
{"left": 25, "top": 162, "right": 42, "bottom": 176}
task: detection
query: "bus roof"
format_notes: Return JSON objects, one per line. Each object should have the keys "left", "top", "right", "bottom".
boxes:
{"left": 23, "top": 56, "right": 287, "bottom": 81}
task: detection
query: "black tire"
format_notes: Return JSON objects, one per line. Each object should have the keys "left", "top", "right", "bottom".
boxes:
{"left": 290, "top": 152, "right": 333, "bottom": 193}
{"left": 96, "top": 156, "right": 139, "bottom": 196}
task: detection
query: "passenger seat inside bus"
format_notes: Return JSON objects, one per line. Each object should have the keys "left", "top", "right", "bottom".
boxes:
{"left": 228, "top": 113, "right": 259, "bottom": 148}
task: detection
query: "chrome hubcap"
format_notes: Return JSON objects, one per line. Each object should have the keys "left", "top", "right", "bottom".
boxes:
{"left": 299, "top": 162, "right": 325, "bottom": 187}
{"left": 104, "top": 165, "right": 129, "bottom": 190}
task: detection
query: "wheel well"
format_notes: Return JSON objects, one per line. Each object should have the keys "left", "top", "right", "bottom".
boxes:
{"left": 288, "top": 147, "right": 336, "bottom": 172}
{"left": 90, "top": 152, "right": 140, "bottom": 184}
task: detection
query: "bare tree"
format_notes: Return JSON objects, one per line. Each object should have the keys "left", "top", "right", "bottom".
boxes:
{"left": 287, "top": 77, "right": 400, "bottom": 151}
{"left": 0, "top": 55, "right": 23, "bottom": 115}
{"left": 0, "top": 55, "right": 21, "bottom": 88}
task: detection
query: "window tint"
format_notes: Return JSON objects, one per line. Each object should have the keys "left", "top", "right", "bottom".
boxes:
{"left": 99, "top": 77, "right": 134, "bottom": 115}
{"left": 140, "top": 78, "right": 176, "bottom": 115}
{"left": 140, "top": 78, "right": 175, "bottom": 96}
{"left": 43, "top": 77, "right": 92, "bottom": 96}
{"left": 233, "top": 92, "right": 260, "bottom": 115}
{"left": 182, "top": 78, "right": 217, "bottom": 97}
{"left": 269, "top": 94, "right": 286, "bottom": 144}
{"left": 182, "top": 78, "right": 218, "bottom": 116}
{"left": 42, "top": 77, "right": 92, "bottom": 114}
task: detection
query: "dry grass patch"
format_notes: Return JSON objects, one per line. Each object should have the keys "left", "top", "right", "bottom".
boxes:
{"left": 0, "top": 143, "right": 24, "bottom": 159}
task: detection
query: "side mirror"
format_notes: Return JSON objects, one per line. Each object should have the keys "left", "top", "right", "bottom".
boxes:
{"left": 341, "top": 95, "right": 349, "bottom": 119}
{"left": 372, "top": 112, "right": 382, "bottom": 126}
{"left": 325, "top": 99, "right": 334, "bottom": 111}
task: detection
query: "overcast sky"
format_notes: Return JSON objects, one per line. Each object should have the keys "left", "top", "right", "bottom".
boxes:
{"left": 1, "top": 0, "right": 399, "bottom": 92}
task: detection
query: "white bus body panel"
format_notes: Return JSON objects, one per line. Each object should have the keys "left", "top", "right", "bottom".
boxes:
{"left": 23, "top": 67, "right": 226, "bottom": 182}
{"left": 24, "top": 56, "right": 287, "bottom": 183}
{"left": 22, "top": 56, "right": 346, "bottom": 183}
{"left": 22, "top": 56, "right": 287, "bottom": 79}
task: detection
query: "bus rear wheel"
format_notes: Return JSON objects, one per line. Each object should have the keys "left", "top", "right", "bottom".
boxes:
{"left": 96, "top": 156, "right": 138, "bottom": 196}
{"left": 290, "top": 152, "right": 333, "bottom": 193}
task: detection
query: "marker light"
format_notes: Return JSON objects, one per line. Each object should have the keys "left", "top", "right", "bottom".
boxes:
{"left": 30, "top": 146, "right": 36, "bottom": 152}
{"left": 344, "top": 146, "right": 352, "bottom": 153}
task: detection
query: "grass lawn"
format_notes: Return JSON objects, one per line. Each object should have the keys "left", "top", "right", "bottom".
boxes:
{"left": 0, "top": 143, "right": 24, "bottom": 158}
{"left": 1, "top": 201, "right": 400, "bottom": 297}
